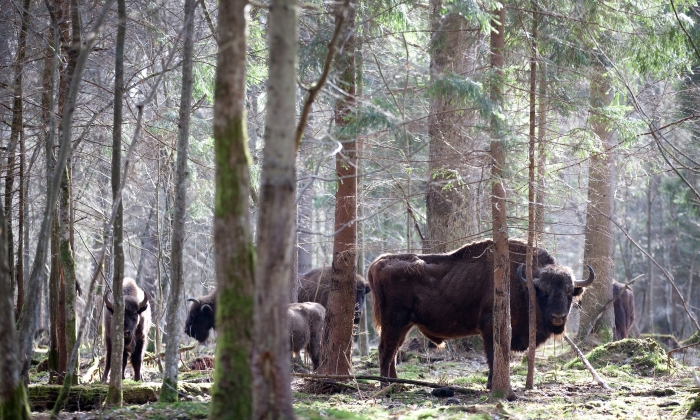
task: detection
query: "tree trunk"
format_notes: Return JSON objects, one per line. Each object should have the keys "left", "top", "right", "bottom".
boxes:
{"left": 576, "top": 65, "right": 615, "bottom": 343}
{"left": 251, "top": 0, "right": 298, "bottom": 414}
{"left": 0, "top": 203, "right": 30, "bottom": 419}
{"left": 317, "top": 0, "right": 357, "bottom": 377}
{"left": 489, "top": 3, "right": 514, "bottom": 400}
{"left": 425, "top": 0, "right": 481, "bottom": 254}
{"left": 208, "top": 0, "right": 255, "bottom": 416}
{"left": 646, "top": 174, "right": 655, "bottom": 333}
{"left": 525, "top": 1, "right": 538, "bottom": 390}
{"left": 160, "top": 0, "right": 196, "bottom": 402}
{"left": 107, "top": 0, "right": 127, "bottom": 405}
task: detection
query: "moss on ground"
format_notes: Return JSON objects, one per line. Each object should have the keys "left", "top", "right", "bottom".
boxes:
{"left": 564, "top": 338, "right": 678, "bottom": 376}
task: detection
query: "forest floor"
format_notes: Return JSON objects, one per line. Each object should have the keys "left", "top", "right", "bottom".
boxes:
{"left": 30, "top": 337, "right": 700, "bottom": 419}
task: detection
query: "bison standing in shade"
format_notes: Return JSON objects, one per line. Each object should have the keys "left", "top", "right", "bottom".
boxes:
{"left": 298, "top": 267, "right": 371, "bottom": 324}
{"left": 613, "top": 280, "right": 635, "bottom": 340}
{"left": 368, "top": 238, "right": 595, "bottom": 388}
{"left": 102, "top": 277, "right": 151, "bottom": 382}
{"left": 288, "top": 302, "right": 326, "bottom": 370}
{"left": 184, "top": 289, "right": 217, "bottom": 343}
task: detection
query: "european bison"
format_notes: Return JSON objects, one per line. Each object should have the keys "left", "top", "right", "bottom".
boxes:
{"left": 102, "top": 277, "right": 151, "bottom": 382}
{"left": 368, "top": 238, "right": 594, "bottom": 388}
{"left": 184, "top": 289, "right": 217, "bottom": 343}
{"left": 613, "top": 280, "right": 635, "bottom": 340}
{"left": 288, "top": 302, "right": 326, "bottom": 370}
{"left": 298, "top": 267, "right": 371, "bottom": 324}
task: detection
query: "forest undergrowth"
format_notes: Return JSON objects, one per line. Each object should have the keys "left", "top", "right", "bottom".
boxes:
{"left": 30, "top": 338, "right": 700, "bottom": 419}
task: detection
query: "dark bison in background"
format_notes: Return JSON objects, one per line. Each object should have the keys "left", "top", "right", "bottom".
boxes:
{"left": 613, "top": 280, "right": 635, "bottom": 341}
{"left": 103, "top": 277, "right": 151, "bottom": 382}
{"left": 298, "top": 267, "right": 371, "bottom": 324}
{"left": 184, "top": 289, "right": 217, "bottom": 343}
{"left": 288, "top": 302, "right": 326, "bottom": 370}
{"left": 368, "top": 238, "right": 595, "bottom": 388}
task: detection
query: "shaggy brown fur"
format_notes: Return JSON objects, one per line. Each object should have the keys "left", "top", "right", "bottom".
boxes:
{"left": 288, "top": 302, "right": 326, "bottom": 370}
{"left": 103, "top": 277, "right": 151, "bottom": 382}
{"left": 298, "top": 267, "right": 370, "bottom": 324}
{"left": 368, "top": 238, "right": 594, "bottom": 388}
{"left": 613, "top": 281, "right": 635, "bottom": 340}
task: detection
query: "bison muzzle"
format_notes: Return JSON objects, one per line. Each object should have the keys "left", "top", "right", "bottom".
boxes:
{"left": 368, "top": 238, "right": 594, "bottom": 388}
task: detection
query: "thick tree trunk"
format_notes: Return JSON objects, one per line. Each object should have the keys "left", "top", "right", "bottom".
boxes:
{"left": 489, "top": 3, "right": 514, "bottom": 400}
{"left": 208, "top": 0, "right": 255, "bottom": 417}
{"left": 0, "top": 203, "right": 30, "bottom": 418}
{"left": 317, "top": 0, "right": 357, "bottom": 377}
{"left": 160, "top": 0, "right": 196, "bottom": 402}
{"left": 576, "top": 66, "right": 615, "bottom": 343}
{"left": 425, "top": 0, "right": 482, "bottom": 253}
{"left": 251, "top": 0, "right": 298, "bottom": 414}
{"left": 107, "top": 0, "right": 127, "bottom": 405}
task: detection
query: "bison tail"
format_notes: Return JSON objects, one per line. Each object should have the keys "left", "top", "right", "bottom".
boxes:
{"left": 366, "top": 261, "right": 383, "bottom": 335}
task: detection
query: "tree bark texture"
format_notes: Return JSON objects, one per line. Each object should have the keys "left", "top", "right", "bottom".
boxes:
{"left": 160, "top": 0, "right": 196, "bottom": 403}
{"left": 107, "top": 0, "right": 127, "bottom": 405}
{"left": 425, "top": 0, "right": 483, "bottom": 253}
{"left": 576, "top": 66, "right": 615, "bottom": 343}
{"left": 209, "top": 0, "right": 255, "bottom": 417}
{"left": 489, "top": 3, "right": 514, "bottom": 400}
{"left": 317, "top": 0, "right": 358, "bottom": 377}
{"left": 252, "top": 0, "right": 298, "bottom": 415}
{"left": 0, "top": 204, "right": 30, "bottom": 419}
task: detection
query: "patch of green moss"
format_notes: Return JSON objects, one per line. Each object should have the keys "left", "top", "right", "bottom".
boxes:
{"left": 687, "top": 394, "right": 700, "bottom": 418}
{"left": 564, "top": 338, "right": 677, "bottom": 376}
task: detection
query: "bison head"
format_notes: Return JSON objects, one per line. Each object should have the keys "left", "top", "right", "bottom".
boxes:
{"left": 354, "top": 278, "right": 371, "bottom": 324}
{"left": 104, "top": 290, "right": 149, "bottom": 348}
{"left": 518, "top": 264, "right": 594, "bottom": 335}
{"left": 185, "top": 298, "right": 215, "bottom": 343}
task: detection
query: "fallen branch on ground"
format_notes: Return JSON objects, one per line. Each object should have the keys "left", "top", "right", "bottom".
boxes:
{"left": 293, "top": 373, "right": 478, "bottom": 394}
{"left": 564, "top": 334, "right": 611, "bottom": 390}
{"left": 143, "top": 344, "right": 196, "bottom": 363}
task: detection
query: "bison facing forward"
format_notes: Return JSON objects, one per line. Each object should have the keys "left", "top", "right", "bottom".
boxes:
{"left": 613, "top": 281, "right": 635, "bottom": 340}
{"left": 298, "top": 267, "right": 371, "bottom": 324}
{"left": 368, "top": 238, "right": 594, "bottom": 388}
{"left": 184, "top": 289, "right": 217, "bottom": 343}
{"left": 288, "top": 302, "right": 326, "bottom": 370}
{"left": 103, "top": 277, "right": 151, "bottom": 382}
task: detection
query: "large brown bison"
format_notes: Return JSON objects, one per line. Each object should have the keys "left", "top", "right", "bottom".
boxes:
{"left": 298, "top": 267, "right": 371, "bottom": 324}
{"left": 368, "top": 238, "right": 594, "bottom": 388}
{"left": 184, "top": 289, "right": 217, "bottom": 343}
{"left": 288, "top": 302, "right": 326, "bottom": 370}
{"left": 103, "top": 277, "right": 151, "bottom": 382}
{"left": 613, "top": 280, "right": 635, "bottom": 341}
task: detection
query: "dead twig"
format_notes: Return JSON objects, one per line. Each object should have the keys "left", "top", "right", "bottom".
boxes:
{"left": 667, "top": 341, "right": 700, "bottom": 368}
{"left": 563, "top": 334, "right": 611, "bottom": 390}
{"left": 143, "top": 344, "right": 196, "bottom": 363}
{"left": 292, "top": 373, "right": 478, "bottom": 394}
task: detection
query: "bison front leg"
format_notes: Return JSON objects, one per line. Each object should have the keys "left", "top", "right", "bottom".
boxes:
{"left": 122, "top": 350, "right": 130, "bottom": 379}
{"left": 131, "top": 338, "right": 147, "bottom": 381}
{"left": 378, "top": 324, "right": 411, "bottom": 379}
{"left": 102, "top": 337, "right": 112, "bottom": 383}
{"left": 481, "top": 329, "right": 494, "bottom": 390}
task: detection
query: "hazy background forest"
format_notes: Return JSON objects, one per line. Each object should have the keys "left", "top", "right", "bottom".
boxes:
{"left": 3, "top": 0, "right": 700, "bottom": 415}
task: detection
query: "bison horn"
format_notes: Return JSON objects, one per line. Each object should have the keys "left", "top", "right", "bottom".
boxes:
{"left": 574, "top": 265, "right": 595, "bottom": 288}
{"left": 517, "top": 264, "right": 537, "bottom": 284}
{"left": 103, "top": 292, "right": 113, "bottom": 311}
{"left": 139, "top": 291, "right": 149, "bottom": 311}
{"left": 187, "top": 298, "right": 201, "bottom": 305}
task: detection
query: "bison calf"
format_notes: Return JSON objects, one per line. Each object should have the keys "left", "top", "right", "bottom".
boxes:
{"left": 103, "top": 277, "right": 151, "bottom": 382}
{"left": 184, "top": 289, "right": 217, "bottom": 343}
{"left": 298, "top": 267, "right": 370, "bottom": 324}
{"left": 288, "top": 302, "right": 325, "bottom": 370}
{"left": 613, "top": 280, "right": 635, "bottom": 340}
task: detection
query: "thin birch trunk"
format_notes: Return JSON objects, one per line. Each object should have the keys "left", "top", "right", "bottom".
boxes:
{"left": 160, "top": 0, "right": 196, "bottom": 402}
{"left": 106, "top": 0, "right": 127, "bottom": 405}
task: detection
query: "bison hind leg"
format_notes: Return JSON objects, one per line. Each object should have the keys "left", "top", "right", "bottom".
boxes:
{"left": 378, "top": 324, "right": 412, "bottom": 379}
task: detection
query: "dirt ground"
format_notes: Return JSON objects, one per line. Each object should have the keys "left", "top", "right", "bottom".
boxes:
{"left": 30, "top": 337, "right": 700, "bottom": 419}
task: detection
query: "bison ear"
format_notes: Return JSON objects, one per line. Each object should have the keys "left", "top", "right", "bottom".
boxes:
{"left": 364, "top": 285, "right": 371, "bottom": 295}
{"left": 573, "top": 287, "right": 585, "bottom": 297}
{"left": 201, "top": 304, "right": 213, "bottom": 315}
